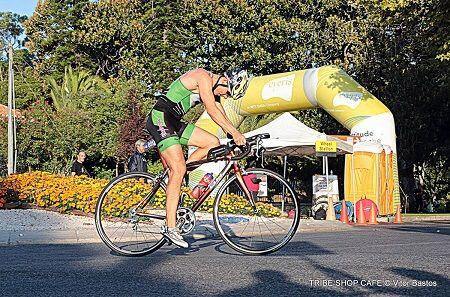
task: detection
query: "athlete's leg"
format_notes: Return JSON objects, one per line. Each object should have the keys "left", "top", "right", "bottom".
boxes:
{"left": 159, "top": 144, "right": 186, "bottom": 228}
{"left": 185, "top": 127, "right": 220, "bottom": 163}
{"left": 158, "top": 150, "right": 168, "bottom": 169}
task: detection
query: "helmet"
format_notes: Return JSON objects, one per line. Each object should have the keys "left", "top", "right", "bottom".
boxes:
{"left": 224, "top": 69, "right": 249, "bottom": 100}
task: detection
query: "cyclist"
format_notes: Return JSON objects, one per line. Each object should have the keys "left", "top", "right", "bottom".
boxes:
{"left": 146, "top": 68, "right": 248, "bottom": 248}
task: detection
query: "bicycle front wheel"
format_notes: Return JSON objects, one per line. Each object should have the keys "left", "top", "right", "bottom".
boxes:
{"left": 95, "top": 172, "right": 167, "bottom": 256}
{"left": 213, "top": 168, "right": 300, "bottom": 255}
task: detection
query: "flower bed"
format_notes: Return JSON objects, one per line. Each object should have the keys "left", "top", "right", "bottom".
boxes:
{"left": 0, "top": 171, "right": 107, "bottom": 213}
{"left": 0, "top": 171, "right": 281, "bottom": 217}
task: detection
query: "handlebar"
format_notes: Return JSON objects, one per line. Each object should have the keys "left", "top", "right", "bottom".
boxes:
{"left": 227, "top": 133, "right": 270, "bottom": 161}
{"left": 194, "top": 133, "right": 270, "bottom": 168}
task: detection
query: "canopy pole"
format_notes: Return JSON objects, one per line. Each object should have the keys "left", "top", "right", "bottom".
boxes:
{"left": 322, "top": 156, "right": 325, "bottom": 175}
{"left": 325, "top": 156, "right": 329, "bottom": 199}
{"left": 282, "top": 155, "right": 287, "bottom": 212}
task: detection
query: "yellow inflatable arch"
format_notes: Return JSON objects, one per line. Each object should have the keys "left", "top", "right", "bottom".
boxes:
{"left": 194, "top": 66, "right": 400, "bottom": 213}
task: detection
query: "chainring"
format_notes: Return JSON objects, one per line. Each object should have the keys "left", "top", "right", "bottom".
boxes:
{"left": 176, "top": 207, "right": 196, "bottom": 234}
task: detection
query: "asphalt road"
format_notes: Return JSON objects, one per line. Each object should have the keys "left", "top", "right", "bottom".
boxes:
{"left": 1, "top": 222, "right": 449, "bottom": 297}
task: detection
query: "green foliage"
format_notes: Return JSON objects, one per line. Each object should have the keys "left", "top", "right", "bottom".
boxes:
{"left": 0, "top": 49, "right": 43, "bottom": 109}
{"left": 419, "top": 153, "right": 449, "bottom": 212}
{"left": 0, "top": 12, "right": 27, "bottom": 47}
{"left": 24, "top": 0, "right": 94, "bottom": 75}
{"left": 147, "top": 160, "right": 164, "bottom": 175}
{"left": 0, "top": 84, "right": 127, "bottom": 174}
{"left": 77, "top": 0, "right": 189, "bottom": 91}
{"left": 92, "top": 166, "right": 115, "bottom": 180}
{"left": 0, "top": 0, "right": 446, "bottom": 210}
{"left": 0, "top": 13, "right": 41, "bottom": 110}
{"left": 353, "top": 0, "right": 449, "bottom": 208}
{"left": 48, "top": 66, "right": 110, "bottom": 111}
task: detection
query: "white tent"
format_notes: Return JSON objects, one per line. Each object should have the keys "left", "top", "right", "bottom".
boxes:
{"left": 244, "top": 112, "right": 353, "bottom": 156}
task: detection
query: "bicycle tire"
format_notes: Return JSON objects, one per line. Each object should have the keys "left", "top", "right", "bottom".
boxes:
{"left": 213, "top": 168, "right": 300, "bottom": 255}
{"left": 95, "top": 171, "right": 167, "bottom": 256}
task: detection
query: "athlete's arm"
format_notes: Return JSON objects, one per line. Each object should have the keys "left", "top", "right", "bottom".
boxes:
{"left": 215, "top": 101, "right": 227, "bottom": 119}
{"left": 196, "top": 71, "right": 245, "bottom": 145}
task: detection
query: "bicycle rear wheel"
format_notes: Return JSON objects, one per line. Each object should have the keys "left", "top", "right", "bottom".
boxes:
{"left": 95, "top": 172, "right": 167, "bottom": 256}
{"left": 213, "top": 168, "right": 300, "bottom": 255}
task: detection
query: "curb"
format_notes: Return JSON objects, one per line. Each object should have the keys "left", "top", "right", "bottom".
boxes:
{"left": 0, "top": 219, "right": 355, "bottom": 246}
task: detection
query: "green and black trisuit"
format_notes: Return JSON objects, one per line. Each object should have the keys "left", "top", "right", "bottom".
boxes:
{"left": 146, "top": 78, "right": 220, "bottom": 152}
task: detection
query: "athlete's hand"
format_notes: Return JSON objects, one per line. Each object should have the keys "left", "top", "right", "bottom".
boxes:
{"left": 232, "top": 131, "right": 246, "bottom": 146}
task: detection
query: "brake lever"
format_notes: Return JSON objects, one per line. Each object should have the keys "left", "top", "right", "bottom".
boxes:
{"left": 229, "top": 142, "right": 251, "bottom": 160}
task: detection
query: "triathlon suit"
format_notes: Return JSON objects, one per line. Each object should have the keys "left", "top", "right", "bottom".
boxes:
{"left": 146, "top": 77, "right": 220, "bottom": 152}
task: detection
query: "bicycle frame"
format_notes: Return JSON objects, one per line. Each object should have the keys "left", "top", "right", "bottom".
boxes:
{"left": 95, "top": 133, "right": 301, "bottom": 256}
{"left": 189, "top": 160, "right": 256, "bottom": 212}
{"left": 134, "top": 156, "right": 256, "bottom": 219}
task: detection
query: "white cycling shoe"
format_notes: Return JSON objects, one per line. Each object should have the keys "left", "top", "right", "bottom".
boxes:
{"left": 161, "top": 226, "right": 189, "bottom": 248}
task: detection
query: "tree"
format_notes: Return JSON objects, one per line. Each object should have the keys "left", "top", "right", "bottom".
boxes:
{"left": 24, "top": 0, "right": 93, "bottom": 76}
{"left": 48, "top": 66, "right": 109, "bottom": 111}
{"left": 0, "top": 12, "right": 45, "bottom": 109}
{"left": 116, "top": 86, "right": 147, "bottom": 165}
{"left": 0, "top": 12, "right": 27, "bottom": 48}
{"left": 77, "top": 0, "right": 189, "bottom": 91}
{"left": 5, "top": 0, "right": 447, "bottom": 210}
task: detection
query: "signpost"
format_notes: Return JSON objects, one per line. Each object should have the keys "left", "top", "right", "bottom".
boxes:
{"left": 315, "top": 140, "right": 337, "bottom": 202}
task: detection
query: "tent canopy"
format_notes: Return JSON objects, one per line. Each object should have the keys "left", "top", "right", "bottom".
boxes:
{"left": 243, "top": 112, "right": 353, "bottom": 156}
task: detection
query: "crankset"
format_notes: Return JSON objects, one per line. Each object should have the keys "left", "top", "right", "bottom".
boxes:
{"left": 176, "top": 207, "right": 196, "bottom": 234}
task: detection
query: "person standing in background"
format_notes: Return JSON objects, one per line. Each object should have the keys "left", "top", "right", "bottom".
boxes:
{"left": 128, "top": 139, "right": 148, "bottom": 172}
{"left": 71, "top": 151, "right": 91, "bottom": 176}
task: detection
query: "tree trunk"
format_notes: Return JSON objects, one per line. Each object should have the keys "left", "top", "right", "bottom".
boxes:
{"left": 400, "top": 164, "right": 416, "bottom": 212}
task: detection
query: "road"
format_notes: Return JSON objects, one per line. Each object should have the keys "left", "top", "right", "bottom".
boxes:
{"left": 1, "top": 222, "right": 449, "bottom": 297}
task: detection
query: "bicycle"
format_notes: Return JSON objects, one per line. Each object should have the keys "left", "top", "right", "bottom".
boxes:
{"left": 95, "top": 133, "right": 300, "bottom": 256}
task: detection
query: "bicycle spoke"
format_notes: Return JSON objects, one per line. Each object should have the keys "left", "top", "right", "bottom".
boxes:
{"left": 140, "top": 221, "right": 161, "bottom": 241}
{"left": 257, "top": 217, "right": 265, "bottom": 245}
{"left": 238, "top": 217, "right": 251, "bottom": 238}
{"left": 117, "top": 221, "right": 129, "bottom": 246}
{"left": 249, "top": 216, "right": 256, "bottom": 248}
{"left": 110, "top": 223, "right": 125, "bottom": 242}
{"left": 259, "top": 216, "right": 280, "bottom": 243}
{"left": 95, "top": 172, "right": 167, "bottom": 256}
{"left": 261, "top": 216, "right": 288, "bottom": 232}
{"left": 214, "top": 168, "right": 299, "bottom": 255}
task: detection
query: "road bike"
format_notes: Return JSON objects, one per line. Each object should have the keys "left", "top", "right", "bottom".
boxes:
{"left": 95, "top": 134, "right": 300, "bottom": 256}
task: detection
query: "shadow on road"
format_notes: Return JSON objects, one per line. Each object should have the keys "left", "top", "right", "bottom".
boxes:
{"left": 213, "top": 261, "right": 450, "bottom": 296}
{"left": 387, "top": 224, "right": 450, "bottom": 236}
{"left": 389, "top": 267, "right": 450, "bottom": 296}
{"left": 216, "top": 269, "right": 347, "bottom": 297}
{"left": 1, "top": 232, "right": 448, "bottom": 296}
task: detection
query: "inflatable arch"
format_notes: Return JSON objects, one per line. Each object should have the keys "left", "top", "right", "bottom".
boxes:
{"left": 194, "top": 65, "right": 400, "bottom": 212}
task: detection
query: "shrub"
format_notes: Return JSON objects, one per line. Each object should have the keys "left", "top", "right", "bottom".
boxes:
{"left": 0, "top": 171, "right": 281, "bottom": 217}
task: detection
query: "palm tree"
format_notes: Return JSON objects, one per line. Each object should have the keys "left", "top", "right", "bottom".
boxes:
{"left": 48, "top": 66, "right": 108, "bottom": 111}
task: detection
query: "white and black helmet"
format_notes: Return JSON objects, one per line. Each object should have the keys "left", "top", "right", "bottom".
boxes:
{"left": 224, "top": 69, "right": 250, "bottom": 100}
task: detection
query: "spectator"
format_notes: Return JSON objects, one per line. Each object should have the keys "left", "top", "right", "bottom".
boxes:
{"left": 128, "top": 139, "right": 148, "bottom": 172}
{"left": 71, "top": 151, "right": 91, "bottom": 176}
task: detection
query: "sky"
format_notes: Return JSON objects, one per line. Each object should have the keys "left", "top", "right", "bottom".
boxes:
{"left": 0, "top": 0, "right": 38, "bottom": 16}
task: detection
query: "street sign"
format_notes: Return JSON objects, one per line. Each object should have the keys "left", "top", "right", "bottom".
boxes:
{"left": 315, "top": 140, "right": 337, "bottom": 157}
